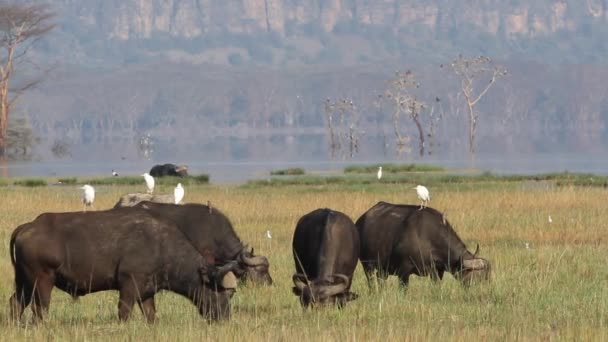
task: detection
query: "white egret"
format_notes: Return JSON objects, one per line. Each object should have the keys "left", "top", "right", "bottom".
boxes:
{"left": 141, "top": 173, "right": 155, "bottom": 194}
{"left": 548, "top": 215, "right": 553, "bottom": 224}
{"left": 81, "top": 184, "right": 95, "bottom": 211}
{"left": 377, "top": 166, "right": 383, "bottom": 180}
{"left": 266, "top": 230, "right": 272, "bottom": 239}
{"left": 414, "top": 185, "right": 430, "bottom": 210}
{"left": 174, "top": 183, "right": 184, "bottom": 204}
{"left": 112, "top": 169, "right": 118, "bottom": 177}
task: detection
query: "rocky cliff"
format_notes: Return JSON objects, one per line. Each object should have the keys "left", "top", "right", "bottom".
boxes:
{"left": 42, "top": 0, "right": 607, "bottom": 66}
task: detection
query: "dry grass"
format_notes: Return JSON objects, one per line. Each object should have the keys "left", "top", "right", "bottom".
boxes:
{"left": 0, "top": 182, "right": 607, "bottom": 341}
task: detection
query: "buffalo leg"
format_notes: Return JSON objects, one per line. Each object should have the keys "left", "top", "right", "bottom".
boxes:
{"left": 398, "top": 273, "right": 410, "bottom": 288}
{"left": 363, "top": 263, "right": 388, "bottom": 292}
{"left": 31, "top": 273, "right": 55, "bottom": 322}
{"left": 117, "top": 287, "right": 137, "bottom": 322}
{"left": 9, "top": 288, "right": 31, "bottom": 322}
{"left": 138, "top": 297, "right": 156, "bottom": 324}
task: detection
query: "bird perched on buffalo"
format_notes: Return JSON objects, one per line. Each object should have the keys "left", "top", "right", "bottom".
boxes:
{"left": 142, "top": 173, "right": 155, "bottom": 194}
{"left": 81, "top": 184, "right": 95, "bottom": 211}
{"left": 174, "top": 183, "right": 184, "bottom": 204}
{"left": 414, "top": 185, "right": 430, "bottom": 209}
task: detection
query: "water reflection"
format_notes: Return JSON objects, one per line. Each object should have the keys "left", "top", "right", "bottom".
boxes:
{"left": 1, "top": 133, "right": 607, "bottom": 184}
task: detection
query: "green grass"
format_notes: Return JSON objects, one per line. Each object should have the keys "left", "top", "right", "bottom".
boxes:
{"left": 82, "top": 175, "right": 210, "bottom": 186}
{"left": 270, "top": 167, "right": 306, "bottom": 176}
{"left": 12, "top": 178, "right": 47, "bottom": 187}
{"left": 344, "top": 163, "right": 445, "bottom": 174}
{"left": 243, "top": 171, "right": 608, "bottom": 189}
{"left": 0, "top": 180, "right": 607, "bottom": 339}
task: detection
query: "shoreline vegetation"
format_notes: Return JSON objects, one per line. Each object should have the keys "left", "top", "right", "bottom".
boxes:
{"left": 1, "top": 164, "right": 607, "bottom": 188}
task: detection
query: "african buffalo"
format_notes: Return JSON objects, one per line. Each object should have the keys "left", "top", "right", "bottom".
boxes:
{"left": 9, "top": 208, "right": 238, "bottom": 323}
{"left": 292, "top": 208, "right": 359, "bottom": 308}
{"left": 149, "top": 163, "right": 188, "bottom": 177}
{"left": 133, "top": 201, "right": 273, "bottom": 286}
{"left": 357, "top": 201, "right": 491, "bottom": 289}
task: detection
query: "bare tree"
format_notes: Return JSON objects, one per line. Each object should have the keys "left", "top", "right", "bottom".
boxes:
{"left": 0, "top": 3, "right": 54, "bottom": 156}
{"left": 382, "top": 70, "right": 427, "bottom": 156}
{"left": 323, "top": 98, "right": 361, "bottom": 159}
{"left": 448, "top": 55, "right": 507, "bottom": 161}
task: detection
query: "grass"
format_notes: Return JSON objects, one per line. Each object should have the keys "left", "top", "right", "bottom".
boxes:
{"left": 270, "top": 168, "right": 306, "bottom": 176}
{"left": 344, "top": 163, "right": 445, "bottom": 174}
{"left": 82, "top": 174, "right": 210, "bottom": 186}
{"left": 0, "top": 179, "right": 607, "bottom": 340}
{"left": 244, "top": 171, "right": 608, "bottom": 189}
{"left": 12, "top": 178, "right": 47, "bottom": 187}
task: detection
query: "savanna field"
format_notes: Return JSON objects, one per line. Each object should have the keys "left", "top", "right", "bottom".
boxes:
{"left": 0, "top": 173, "right": 607, "bottom": 341}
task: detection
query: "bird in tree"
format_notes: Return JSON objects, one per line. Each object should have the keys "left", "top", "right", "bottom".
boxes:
{"left": 141, "top": 173, "right": 155, "bottom": 194}
{"left": 414, "top": 185, "right": 430, "bottom": 210}
{"left": 174, "top": 183, "right": 184, "bottom": 204}
{"left": 81, "top": 184, "right": 95, "bottom": 211}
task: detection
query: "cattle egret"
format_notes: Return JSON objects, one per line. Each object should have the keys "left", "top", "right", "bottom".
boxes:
{"left": 81, "top": 184, "right": 95, "bottom": 211}
{"left": 174, "top": 183, "right": 184, "bottom": 204}
{"left": 141, "top": 173, "right": 155, "bottom": 194}
{"left": 414, "top": 185, "right": 430, "bottom": 210}
{"left": 377, "top": 166, "right": 383, "bottom": 180}
{"left": 112, "top": 169, "right": 118, "bottom": 177}
{"left": 266, "top": 230, "right": 272, "bottom": 239}
{"left": 548, "top": 215, "right": 553, "bottom": 224}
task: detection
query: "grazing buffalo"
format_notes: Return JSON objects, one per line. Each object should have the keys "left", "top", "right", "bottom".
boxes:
{"left": 357, "top": 201, "right": 491, "bottom": 288}
{"left": 113, "top": 192, "right": 176, "bottom": 208}
{"left": 149, "top": 163, "right": 188, "bottom": 177}
{"left": 133, "top": 201, "right": 273, "bottom": 286}
{"left": 292, "top": 208, "right": 359, "bottom": 308}
{"left": 9, "top": 208, "right": 239, "bottom": 323}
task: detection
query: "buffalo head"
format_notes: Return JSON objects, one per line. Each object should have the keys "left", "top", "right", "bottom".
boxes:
{"left": 196, "top": 260, "right": 239, "bottom": 321}
{"left": 236, "top": 247, "right": 273, "bottom": 285}
{"left": 455, "top": 244, "right": 492, "bottom": 286}
{"left": 292, "top": 273, "right": 357, "bottom": 308}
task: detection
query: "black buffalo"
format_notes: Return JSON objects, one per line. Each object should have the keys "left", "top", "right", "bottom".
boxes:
{"left": 9, "top": 208, "right": 238, "bottom": 323}
{"left": 357, "top": 201, "right": 491, "bottom": 288}
{"left": 149, "top": 163, "right": 188, "bottom": 177}
{"left": 133, "top": 201, "right": 273, "bottom": 286}
{"left": 292, "top": 208, "right": 359, "bottom": 308}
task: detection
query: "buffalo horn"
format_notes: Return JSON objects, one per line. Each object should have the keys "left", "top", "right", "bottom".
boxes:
{"left": 292, "top": 273, "right": 309, "bottom": 291}
{"left": 221, "top": 271, "right": 238, "bottom": 289}
{"left": 240, "top": 252, "right": 268, "bottom": 266}
{"left": 215, "top": 261, "right": 239, "bottom": 285}
{"left": 317, "top": 274, "right": 349, "bottom": 298}
{"left": 472, "top": 244, "right": 480, "bottom": 258}
{"left": 462, "top": 258, "right": 487, "bottom": 270}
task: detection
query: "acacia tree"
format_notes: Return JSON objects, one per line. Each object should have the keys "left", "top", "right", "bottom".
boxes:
{"left": 0, "top": 3, "right": 54, "bottom": 156}
{"left": 448, "top": 55, "right": 507, "bottom": 161}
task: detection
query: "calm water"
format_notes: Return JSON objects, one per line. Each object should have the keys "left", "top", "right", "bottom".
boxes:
{"left": 2, "top": 153, "right": 608, "bottom": 184}
{"left": 1, "top": 133, "right": 607, "bottom": 183}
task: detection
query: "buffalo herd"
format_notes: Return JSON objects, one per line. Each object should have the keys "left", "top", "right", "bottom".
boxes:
{"left": 8, "top": 195, "right": 491, "bottom": 323}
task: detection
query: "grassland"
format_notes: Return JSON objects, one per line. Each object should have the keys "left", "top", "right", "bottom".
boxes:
{"left": 0, "top": 176, "right": 607, "bottom": 341}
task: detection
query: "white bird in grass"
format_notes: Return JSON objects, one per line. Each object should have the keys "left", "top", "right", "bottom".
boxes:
{"left": 141, "top": 173, "right": 155, "bottom": 194}
{"left": 414, "top": 185, "right": 430, "bottom": 210}
{"left": 174, "top": 183, "right": 184, "bottom": 204}
{"left": 111, "top": 169, "right": 118, "bottom": 177}
{"left": 548, "top": 215, "right": 553, "bottom": 224}
{"left": 377, "top": 166, "right": 383, "bottom": 180}
{"left": 266, "top": 230, "right": 272, "bottom": 239}
{"left": 81, "top": 184, "right": 95, "bottom": 211}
